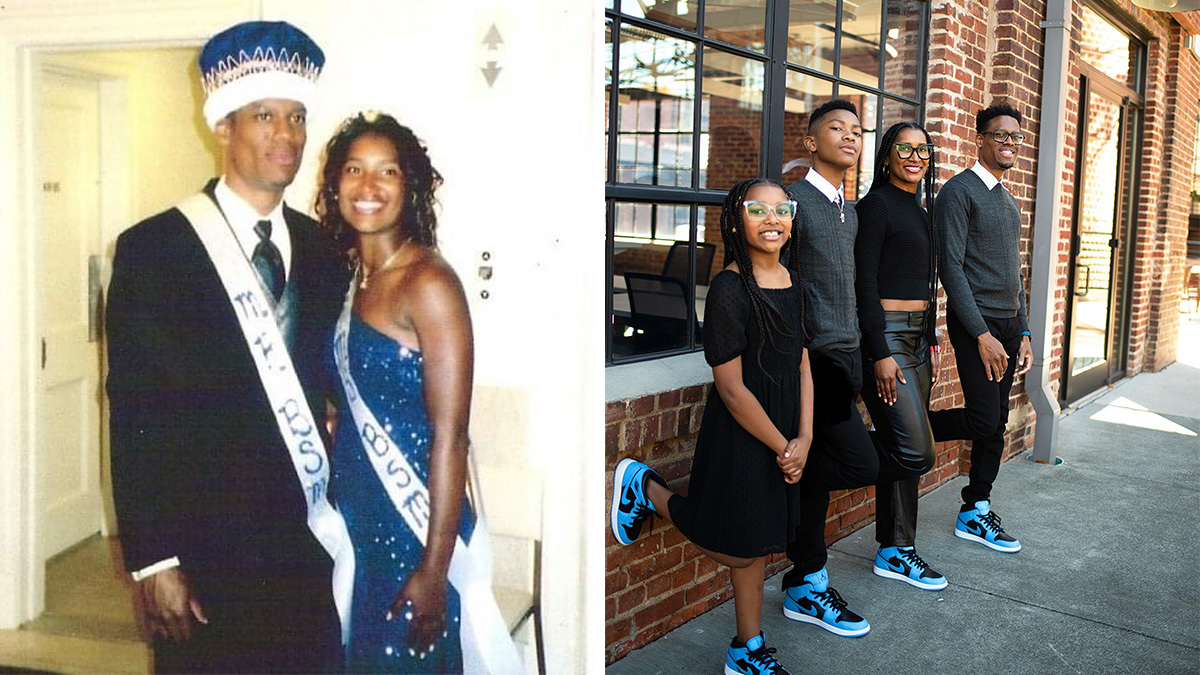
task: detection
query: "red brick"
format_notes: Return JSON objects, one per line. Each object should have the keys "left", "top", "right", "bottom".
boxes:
{"left": 605, "top": 400, "right": 627, "bottom": 424}
{"left": 658, "top": 389, "right": 681, "bottom": 409}
{"left": 630, "top": 394, "right": 655, "bottom": 417}
{"left": 632, "top": 588, "right": 686, "bottom": 630}
{"left": 627, "top": 545, "right": 683, "bottom": 580}
{"left": 617, "top": 584, "right": 647, "bottom": 614}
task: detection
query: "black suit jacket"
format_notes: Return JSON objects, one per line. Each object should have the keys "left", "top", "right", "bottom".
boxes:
{"left": 106, "top": 183, "right": 349, "bottom": 668}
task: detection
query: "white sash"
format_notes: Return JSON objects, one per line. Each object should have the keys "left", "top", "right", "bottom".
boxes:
{"left": 334, "top": 283, "right": 524, "bottom": 674}
{"left": 175, "top": 193, "right": 355, "bottom": 641}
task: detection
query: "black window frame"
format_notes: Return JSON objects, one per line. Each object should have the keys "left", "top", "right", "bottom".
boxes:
{"left": 606, "top": 0, "right": 931, "bottom": 365}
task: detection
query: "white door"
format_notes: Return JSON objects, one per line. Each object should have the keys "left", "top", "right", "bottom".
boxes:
{"left": 36, "top": 69, "right": 104, "bottom": 560}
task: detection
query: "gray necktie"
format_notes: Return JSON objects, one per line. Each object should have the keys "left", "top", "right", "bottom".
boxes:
{"left": 252, "top": 219, "right": 285, "bottom": 302}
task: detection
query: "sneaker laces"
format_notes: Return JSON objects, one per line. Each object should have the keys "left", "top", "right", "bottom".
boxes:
{"left": 626, "top": 478, "right": 656, "bottom": 533}
{"left": 977, "top": 509, "right": 1006, "bottom": 535}
{"left": 897, "top": 548, "right": 930, "bottom": 573}
{"left": 745, "top": 644, "right": 786, "bottom": 674}
{"left": 813, "top": 587, "right": 850, "bottom": 614}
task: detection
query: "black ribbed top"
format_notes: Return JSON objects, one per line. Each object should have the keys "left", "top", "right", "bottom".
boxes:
{"left": 853, "top": 182, "right": 936, "bottom": 360}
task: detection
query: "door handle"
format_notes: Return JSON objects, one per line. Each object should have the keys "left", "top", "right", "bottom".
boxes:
{"left": 88, "top": 254, "right": 102, "bottom": 343}
{"left": 1075, "top": 264, "right": 1091, "bottom": 297}
{"left": 42, "top": 338, "right": 46, "bottom": 370}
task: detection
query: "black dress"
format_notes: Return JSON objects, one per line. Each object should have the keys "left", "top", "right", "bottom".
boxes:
{"left": 668, "top": 268, "right": 807, "bottom": 559}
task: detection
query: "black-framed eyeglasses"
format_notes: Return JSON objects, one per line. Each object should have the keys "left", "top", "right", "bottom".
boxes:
{"left": 986, "top": 130, "right": 1025, "bottom": 145}
{"left": 894, "top": 142, "right": 934, "bottom": 160}
{"left": 743, "top": 200, "right": 797, "bottom": 221}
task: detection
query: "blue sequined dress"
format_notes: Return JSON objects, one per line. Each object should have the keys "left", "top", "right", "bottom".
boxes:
{"left": 330, "top": 312, "right": 475, "bottom": 673}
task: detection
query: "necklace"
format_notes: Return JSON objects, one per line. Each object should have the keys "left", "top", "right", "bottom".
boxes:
{"left": 358, "top": 241, "right": 408, "bottom": 289}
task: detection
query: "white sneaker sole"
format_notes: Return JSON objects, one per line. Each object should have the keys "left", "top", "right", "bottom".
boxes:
{"left": 873, "top": 564, "right": 949, "bottom": 591}
{"left": 954, "top": 527, "right": 1022, "bottom": 553}
{"left": 782, "top": 604, "right": 870, "bottom": 637}
{"left": 724, "top": 664, "right": 744, "bottom": 675}
{"left": 611, "top": 458, "right": 638, "bottom": 545}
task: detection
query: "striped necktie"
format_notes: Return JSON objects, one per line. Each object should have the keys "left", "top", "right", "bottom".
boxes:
{"left": 252, "top": 219, "right": 285, "bottom": 302}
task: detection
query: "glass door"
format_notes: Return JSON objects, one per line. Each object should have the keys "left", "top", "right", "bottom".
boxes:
{"left": 1063, "top": 75, "right": 1134, "bottom": 403}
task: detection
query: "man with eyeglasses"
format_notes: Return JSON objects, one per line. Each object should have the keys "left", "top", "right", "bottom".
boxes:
{"left": 929, "top": 102, "right": 1032, "bottom": 555}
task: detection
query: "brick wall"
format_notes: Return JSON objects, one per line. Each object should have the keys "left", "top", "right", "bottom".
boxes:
{"left": 604, "top": 0, "right": 1199, "bottom": 664}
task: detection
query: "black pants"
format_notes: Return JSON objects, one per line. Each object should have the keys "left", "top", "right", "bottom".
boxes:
{"left": 860, "top": 311, "right": 937, "bottom": 548}
{"left": 782, "top": 347, "right": 915, "bottom": 585}
{"left": 928, "top": 310, "right": 1023, "bottom": 506}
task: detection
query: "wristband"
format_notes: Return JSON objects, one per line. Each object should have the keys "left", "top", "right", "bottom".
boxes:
{"left": 1020, "top": 330, "right": 1031, "bottom": 337}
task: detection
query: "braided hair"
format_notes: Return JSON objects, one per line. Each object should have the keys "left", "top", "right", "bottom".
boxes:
{"left": 315, "top": 111, "right": 443, "bottom": 260}
{"left": 719, "top": 178, "right": 799, "bottom": 364}
{"left": 870, "top": 122, "right": 939, "bottom": 334}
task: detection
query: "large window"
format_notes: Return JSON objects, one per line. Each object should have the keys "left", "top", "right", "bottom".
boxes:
{"left": 605, "top": 0, "right": 929, "bottom": 364}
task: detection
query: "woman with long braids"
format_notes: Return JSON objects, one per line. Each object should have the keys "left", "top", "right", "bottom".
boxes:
{"left": 611, "top": 178, "right": 812, "bottom": 675}
{"left": 853, "top": 121, "right": 946, "bottom": 591}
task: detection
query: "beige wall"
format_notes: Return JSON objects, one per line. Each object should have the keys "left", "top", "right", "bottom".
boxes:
{"left": 42, "top": 47, "right": 218, "bottom": 252}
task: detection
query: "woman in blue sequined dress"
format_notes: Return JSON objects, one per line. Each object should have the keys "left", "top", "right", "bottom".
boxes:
{"left": 316, "top": 111, "right": 475, "bottom": 673}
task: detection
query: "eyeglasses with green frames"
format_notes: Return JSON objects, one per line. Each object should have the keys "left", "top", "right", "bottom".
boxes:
{"left": 743, "top": 200, "right": 797, "bottom": 221}
{"left": 985, "top": 130, "right": 1025, "bottom": 145}
{"left": 894, "top": 142, "right": 934, "bottom": 160}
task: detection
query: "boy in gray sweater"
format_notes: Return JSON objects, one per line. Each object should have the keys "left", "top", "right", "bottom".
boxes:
{"left": 929, "top": 102, "right": 1033, "bottom": 554}
{"left": 780, "top": 100, "right": 920, "bottom": 638}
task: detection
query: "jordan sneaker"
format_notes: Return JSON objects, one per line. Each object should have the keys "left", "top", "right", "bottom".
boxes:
{"left": 955, "top": 500, "right": 1021, "bottom": 553}
{"left": 610, "top": 458, "right": 662, "bottom": 545}
{"left": 782, "top": 567, "right": 870, "bottom": 637}
{"left": 873, "top": 545, "right": 948, "bottom": 590}
{"left": 724, "top": 632, "right": 790, "bottom": 675}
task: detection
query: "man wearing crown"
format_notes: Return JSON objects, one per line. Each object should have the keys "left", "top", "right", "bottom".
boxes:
{"left": 106, "top": 21, "right": 350, "bottom": 672}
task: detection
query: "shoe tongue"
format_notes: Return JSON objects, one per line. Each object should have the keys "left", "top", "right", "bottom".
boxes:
{"left": 745, "top": 634, "right": 764, "bottom": 651}
{"left": 975, "top": 500, "right": 991, "bottom": 515}
{"left": 804, "top": 567, "right": 829, "bottom": 592}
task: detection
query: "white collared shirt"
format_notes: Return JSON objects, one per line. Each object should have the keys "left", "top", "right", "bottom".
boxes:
{"left": 805, "top": 167, "right": 846, "bottom": 205}
{"left": 214, "top": 177, "right": 292, "bottom": 276}
{"left": 970, "top": 160, "right": 1003, "bottom": 191}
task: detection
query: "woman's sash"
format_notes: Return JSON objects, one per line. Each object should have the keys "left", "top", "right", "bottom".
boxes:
{"left": 333, "top": 284, "right": 523, "bottom": 674}
{"left": 175, "top": 193, "right": 355, "bottom": 640}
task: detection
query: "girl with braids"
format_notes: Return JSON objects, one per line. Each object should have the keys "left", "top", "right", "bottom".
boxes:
{"left": 316, "top": 111, "right": 477, "bottom": 672}
{"left": 611, "top": 178, "right": 812, "bottom": 675}
{"left": 853, "top": 121, "right": 946, "bottom": 591}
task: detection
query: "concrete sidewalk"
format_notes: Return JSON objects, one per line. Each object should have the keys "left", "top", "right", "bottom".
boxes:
{"left": 608, "top": 318, "right": 1200, "bottom": 674}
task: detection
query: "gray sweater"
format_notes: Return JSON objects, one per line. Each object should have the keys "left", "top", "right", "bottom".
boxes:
{"left": 935, "top": 170, "right": 1029, "bottom": 338}
{"left": 786, "top": 178, "right": 861, "bottom": 351}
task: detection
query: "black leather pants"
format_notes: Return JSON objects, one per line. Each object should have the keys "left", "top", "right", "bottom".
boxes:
{"left": 861, "top": 311, "right": 936, "bottom": 547}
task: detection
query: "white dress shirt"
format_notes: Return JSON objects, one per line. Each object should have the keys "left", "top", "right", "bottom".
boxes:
{"left": 970, "top": 160, "right": 1004, "bottom": 191}
{"left": 214, "top": 176, "right": 292, "bottom": 276}
{"left": 805, "top": 167, "right": 847, "bottom": 205}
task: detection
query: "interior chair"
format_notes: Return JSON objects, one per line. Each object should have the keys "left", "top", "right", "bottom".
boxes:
{"left": 661, "top": 241, "right": 717, "bottom": 287}
{"left": 623, "top": 272, "right": 695, "bottom": 351}
{"left": 470, "top": 387, "right": 545, "bottom": 674}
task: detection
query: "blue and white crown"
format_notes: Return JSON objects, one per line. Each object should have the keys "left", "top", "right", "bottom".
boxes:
{"left": 199, "top": 21, "right": 325, "bottom": 129}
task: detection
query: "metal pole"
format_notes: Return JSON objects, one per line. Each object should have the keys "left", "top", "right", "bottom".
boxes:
{"left": 1029, "top": 0, "right": 1071, "bottom": 463}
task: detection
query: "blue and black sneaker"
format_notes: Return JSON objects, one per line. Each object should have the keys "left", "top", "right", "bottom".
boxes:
{"left": 782, "top": 567, "right": 870, "bottom": 637}
{"left": 725, "top": 632, "right": 790, "bottom": 675}
{"left": 873, "top": 545, "right": 948, "bottom": 591}
{"left": 610, "top": 458, "right": 663, "bottom": 545}
{"left": 955, "top": 500, "right": 1021, "bottom": 553}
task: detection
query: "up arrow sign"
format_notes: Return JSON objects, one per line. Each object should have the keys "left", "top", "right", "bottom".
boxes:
{"left": 482, "top": 24, "right": 504, "bottom": 49}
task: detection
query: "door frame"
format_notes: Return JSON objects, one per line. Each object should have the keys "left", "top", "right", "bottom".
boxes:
{"left": 0, "top": 0, "right": 256, "bottom": 631}
{"left": 1061, "top": 62, "right": 1143, "bottom": 404}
